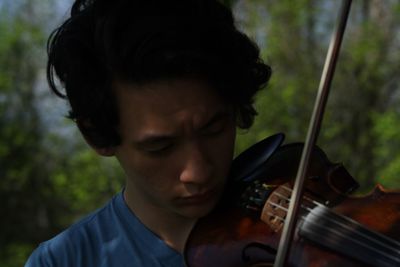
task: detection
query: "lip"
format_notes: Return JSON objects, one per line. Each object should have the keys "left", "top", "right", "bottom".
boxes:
{"left": 180, "top": 190, "right": 216, "bottom": 205}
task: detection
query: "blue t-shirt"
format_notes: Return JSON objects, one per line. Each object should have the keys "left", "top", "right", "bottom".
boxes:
{"left": 25, "top": 192, "right": 185, "bottom": 267}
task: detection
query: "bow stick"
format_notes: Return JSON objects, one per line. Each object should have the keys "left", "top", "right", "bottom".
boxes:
{"left": 273, "top": 1, "right": 353, "bottom": 266}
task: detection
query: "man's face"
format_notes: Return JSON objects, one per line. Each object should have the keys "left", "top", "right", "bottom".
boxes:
{"left": 113, "top": 79, "right": 236, "bottom": 220}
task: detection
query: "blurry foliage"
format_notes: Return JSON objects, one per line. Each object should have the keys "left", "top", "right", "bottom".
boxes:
{"left": 1, "top": 0, "right": 400, "bottom": 265}
{"left": 234, "top": 0, "right": 400, "bottom": 193}
{"left": 0, "top": 0, "right": 122, "bottom": 266}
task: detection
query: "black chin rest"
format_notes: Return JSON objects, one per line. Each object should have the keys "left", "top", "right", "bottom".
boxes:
{"left": 230, "top": 133, "right": 285, "bottom": 182}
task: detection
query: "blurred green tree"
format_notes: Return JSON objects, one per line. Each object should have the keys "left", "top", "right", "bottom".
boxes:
{"left": 0, "top": 1, "right": 123, "bottom": 266}
{"left": 234, "top": 0, "right": 400, "bottom": 192}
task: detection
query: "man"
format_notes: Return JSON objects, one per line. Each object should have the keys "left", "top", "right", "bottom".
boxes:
{"left": 25, "top": 0, "right": 271, "bottom": 266}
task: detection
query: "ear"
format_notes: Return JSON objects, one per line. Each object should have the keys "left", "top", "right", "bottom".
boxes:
{"left": 76, "top": 119, "right": 116, "bottom": 157}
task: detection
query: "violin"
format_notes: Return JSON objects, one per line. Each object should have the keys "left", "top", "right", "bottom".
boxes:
{"left": 185, "top": 0, "right": 400, "bottom": 266}
{"left": 184, "top": 133, "right": 400, "bottom": 267}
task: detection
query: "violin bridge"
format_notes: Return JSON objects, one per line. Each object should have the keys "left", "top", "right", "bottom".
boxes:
{"left": 261, "top": 183, "right": 291, "bottom": 232}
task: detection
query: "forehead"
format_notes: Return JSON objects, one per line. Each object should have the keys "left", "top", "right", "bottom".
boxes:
{"left": 113, "top": 79, "right": 229, "bottom": 139}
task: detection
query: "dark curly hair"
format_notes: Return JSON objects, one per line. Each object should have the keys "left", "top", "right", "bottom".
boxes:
{"left": 47, "top": 0, "right": 272, "bottom": 148}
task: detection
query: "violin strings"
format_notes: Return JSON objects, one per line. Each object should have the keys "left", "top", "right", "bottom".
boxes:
{"left": 266, "top": 187, "right": 400, "bottom": 260}
{"left": 266, "top": 190, "right": 316, "bottom": 214}
{"left": 299, "top": 210, "right": 400, "bottom": 264}
{"left": 267, "top": 192, "right": 400, "bottom": 263}
{"left": 279, "top": 185, "right": 400, "bottom": 250}
{"left": 265, "top": 205, "right": 400, "bottom": 265}
{"left": 278, "top": 186, "right": 400, "bottom": 250}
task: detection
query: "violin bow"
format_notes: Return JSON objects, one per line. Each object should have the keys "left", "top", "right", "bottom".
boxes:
{"left": 273, "top": 0, "right": 353, "bottom": 266}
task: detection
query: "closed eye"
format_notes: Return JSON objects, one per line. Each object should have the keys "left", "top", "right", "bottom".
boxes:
{"left": 135, "top": 137, "right": 175, "bottom": 154}
{"left": 200, "top": 112, "right": 232, "bottom": 136}
{"left": 201, "top": 120, "right": 226, "bottom": 136}
{"left": 144, "top": 142, "right": 173, "bottom": 153}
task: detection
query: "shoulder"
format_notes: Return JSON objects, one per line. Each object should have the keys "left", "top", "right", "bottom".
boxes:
{"left": 24, "top": 192, "right": 185, "bottom": 267}
{"left": 25, "top": 195, "right": 121, "bottom": 267}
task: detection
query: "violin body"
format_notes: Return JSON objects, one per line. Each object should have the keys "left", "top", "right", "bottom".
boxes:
{"left": 184, "top": 135, "right": 400, "bottom": 267}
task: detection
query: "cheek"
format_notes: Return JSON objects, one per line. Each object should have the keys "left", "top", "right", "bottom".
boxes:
{"left": 121, "top": 153, "right": 180, "bottom": 193}
{"left": 221, "top": 124, "right": 236, "bottom": 152}
{"left": 208, "top": 126, "right": 236, "bottom": 170}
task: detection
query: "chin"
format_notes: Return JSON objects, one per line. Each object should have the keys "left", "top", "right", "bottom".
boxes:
{"left": 178, "top": 200, "right": 218, "bottom": 219}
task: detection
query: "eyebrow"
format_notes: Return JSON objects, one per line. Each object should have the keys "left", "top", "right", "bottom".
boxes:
{"left": 199, "top": 110, "right": 232, "bottom": 131}
{"left": 133, "top": 109, "right": 232, "bottom": 147}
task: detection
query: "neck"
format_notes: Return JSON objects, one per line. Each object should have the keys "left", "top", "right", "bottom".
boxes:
{"left": 123, "top": 185, "right": 197, "bottom": 253}
{"left": 154, "top": 212, "right": 197, "bottom": 253}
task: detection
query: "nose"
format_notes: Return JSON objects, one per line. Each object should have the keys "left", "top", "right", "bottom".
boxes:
{"left": 179, "top": 142, "right": 213, "bottom": 185}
